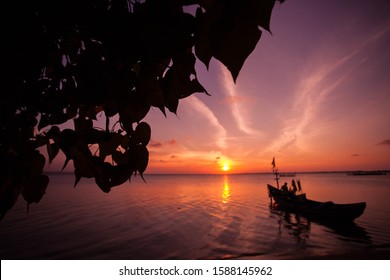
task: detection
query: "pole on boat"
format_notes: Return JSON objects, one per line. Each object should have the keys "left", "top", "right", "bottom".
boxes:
{"left": 271, "top": 157, "right": 280, "bottom": 189}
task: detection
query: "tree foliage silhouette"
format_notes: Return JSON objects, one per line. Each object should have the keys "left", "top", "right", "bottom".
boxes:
{"left": 0, "top": 0, "right": 284, "bottom": 219}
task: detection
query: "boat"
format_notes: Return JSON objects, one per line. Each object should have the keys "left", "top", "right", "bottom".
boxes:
{"left": 346, "top": 170, "right": 387, "bottom": 176}
{"left": 267, "top": 184, "right": 366, "bottom": 222}
{"left": 267, "top": 157, "right": 366, "bottom": 223}
{"left": 279, "top": 173, "right": 296, "bottom": 177}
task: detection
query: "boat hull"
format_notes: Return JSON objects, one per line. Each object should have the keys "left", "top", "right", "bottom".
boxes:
{"left": 267, "top": 184, "right": 366, "bottom": 222}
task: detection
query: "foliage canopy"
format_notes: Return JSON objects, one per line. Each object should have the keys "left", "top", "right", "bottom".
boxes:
{"left": 0, "top": 0, "right": 284, "bottom": 219}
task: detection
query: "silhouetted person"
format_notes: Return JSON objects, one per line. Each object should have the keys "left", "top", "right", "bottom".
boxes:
{"left": 281, "top": 182, "right": 288, "bottom": 193}
{"left": 297, "top": 179, "right": 302, "bottom": 192}
{"left": 291, "top": 179, "right": 297, "bottom": 195}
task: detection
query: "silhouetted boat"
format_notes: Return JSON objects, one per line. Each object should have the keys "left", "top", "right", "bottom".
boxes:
{"left": 268, "top": 157, "right": 366, "bottom": 223}
{"left": 279, "top": 173, "right": 296, "bottom": 177}
{"left": 346, "top": 171, "right": 387, "bottom": 176}
{"left": 267, "top": 185, "right": 366, "bottom": 222}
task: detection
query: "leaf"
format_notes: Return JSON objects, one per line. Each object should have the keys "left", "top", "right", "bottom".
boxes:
{"left": 210, "top": 13, "right": 261, "bottom": 82}
{"left": 29, "top": 151, "right": 46, "bottom": 178}
{"left": 165, "top": 97, "right": 179, "bottom": 115}
{"left": 72, "top": 151, "right": 97, "bottom": 179}
{"left": 241, "top": 0, "right": 276, "bottom": 32}
{"left": 98, "top": 142, "right": 110, "bottom": 160}
{"left": 135, "top": 145, "right": 149, "bottom": 176}
{"left": 47, "top": 112, "right": 70, "bottom": 126}
{"left": 74, "top": 171, "right": 82, "bottom": 188}
{"left": 22, "top": 175, "right": 49, "bottom": 206}
{"left": 194, "top": 7, "right": 213, "bottom": 68}
{"left": 74, "top": 117, "right": 93, "bottom": 134}
{"left": 32, "top": 135, "right": 49, "bottom": 149}
{"left": 195, "top": 0, "right": 274, "bottom": 82}
{"left": 109, "top": 165, "right": 131, "bottom": 188}
{"left": 38, "top": 114, "right": 49, "bottom": 131}
{"left": 61, "top": 157, "right": 71, "bottom": 172}
{"left": 119, "top": 134, "right": 130, "bottom": 150}
{"left": 134, "top": 122, "right": 151, "bottom": 146}
{"left": 59, "top": 129, "right": 78, "bottom": 158}
{"left": 47, "top": 142, "right": 60, "bottom": 163}
{"left": 136, "top": 60, "right": 169, "bottom": 115}
{"left": 95, "top": 177, "right": 111, "bottom": 193}
{"left": 161, "top": 52, "right": 208, "bottom": 113}
{"left": 119, "top": 95, "right": 151, "bottom": 133}
{"left": 46, "top": 126, "right": 60, "bottom": 139}
{"left": 112, "top": 150, "right": 128, "bottom": 165}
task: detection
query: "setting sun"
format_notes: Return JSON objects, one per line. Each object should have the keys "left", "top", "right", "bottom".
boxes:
{"left": 222, "top": 162, "right": 230, "bottom": 172}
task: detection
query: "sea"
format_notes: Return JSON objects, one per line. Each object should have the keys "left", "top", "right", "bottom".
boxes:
{"left": 1, "top": 172, "right": 389, "bottom": 260}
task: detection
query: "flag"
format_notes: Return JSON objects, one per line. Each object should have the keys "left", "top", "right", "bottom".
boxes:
{"left": 271, "top": 157, "right": 275, "bottom": 168}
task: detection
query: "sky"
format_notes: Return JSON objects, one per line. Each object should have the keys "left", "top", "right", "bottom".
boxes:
{"left": 45, "top": 0, "right": 390, "bottom": 174}
{"left": 142, "top": 0, "right": 390, "bottom": 174}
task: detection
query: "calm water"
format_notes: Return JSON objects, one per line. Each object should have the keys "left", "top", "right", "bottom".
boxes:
{"left": 1, "top": 173, "right": 390, "bottom": 260}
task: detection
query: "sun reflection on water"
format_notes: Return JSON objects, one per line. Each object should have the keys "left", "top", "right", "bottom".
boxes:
{"left": 222, "top": 175, "right": 230, "bottom": 204}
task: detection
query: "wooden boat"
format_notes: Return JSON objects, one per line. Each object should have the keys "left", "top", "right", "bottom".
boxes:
{"left": 279, "top": 173, "right": 296, "bottom": 177}
{"left": 346, "top": 170, "right": 387, "bottom": 176}
{"left": 267, "top": 184, "right": 366, "bottom": 222}
{"left": 267, "top": 157, "right": 366, "bottom": 223}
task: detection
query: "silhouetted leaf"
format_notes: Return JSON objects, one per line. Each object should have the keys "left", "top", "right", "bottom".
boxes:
{"left": 194, "top": 7, "right": 213, "bottom": 68}
{"left": 47, "top": 142, "right": 60, "bottom": 163}
{"left": 95, "top": 176, "right": 111, "bottom": 193}
{"left": 241, "top": 0, "right": 276, "bottom": 32}
{"left": 109, "top": 165, "right": 131, "bottom": 187}
{"left": 74, "top": 171, "right": 82, "bottom": 188}
{"left": 98, "top": 133, "right": 121, "bottom": 159}
{"left": 138, "top": 76, "right": 166, "bottom": 115}
{"left": 119, "top": 95, "right": 151, "bottom": 133}
{"left": 257, "top": 1, "right": 275, "bottom": 32}
{"left": 134, "top": 122, "right": 151, "bottom": 146}
{"left": 46, "top": 126, "right": 60, "bottom": 139}
{"left": 22, "top": 175, "right": 49, "bottom": 207}
{"left": 62, "top": 157, "right": 71, "bottom": 172}
{"left": 29, "top": 152, "right": 46, "bottom": 178}
{"left": 112, "top": 150, "right": 128, "bottom": 165}
{"left": 38, "top": 114, "right": 50, "bottom": 131}
{"left": 72, "top": 151, "right": 97, "bottom": 179}
{"left": 210, "top": 12, "right": 261, "bottom": 82}
{"left": 135, "top": 145, "right": 149, "bottom": 176}
{"left": 32, "top": 135, "right": 49, "bottom": 149}
{"left": 59, "top": 129, "right": 78, "bottom": 159}
{"left": 162, "top": 52, "right": 208, "bottom": 112}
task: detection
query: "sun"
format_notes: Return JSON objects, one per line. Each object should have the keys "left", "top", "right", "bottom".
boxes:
{"left": 222, "top": 162, "right": 230, "bottom": 172}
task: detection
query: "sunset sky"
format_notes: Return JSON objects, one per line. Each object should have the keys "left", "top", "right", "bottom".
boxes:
{"left": 47, "top": 0, "right": 390, "bottom": 174}
{"left": 143, "top": 0, "right": 390, "bottom": 174}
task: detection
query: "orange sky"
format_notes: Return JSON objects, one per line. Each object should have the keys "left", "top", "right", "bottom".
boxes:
{"left": 45, "top": 0, "right": 390, "bottom": 174}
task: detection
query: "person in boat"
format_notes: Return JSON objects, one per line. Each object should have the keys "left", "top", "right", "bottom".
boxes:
{"left": 291, "top": 179, "right": 298, "bottom": 195}
{"left": 281, "top": 182, "right": 289, "bottom": 193}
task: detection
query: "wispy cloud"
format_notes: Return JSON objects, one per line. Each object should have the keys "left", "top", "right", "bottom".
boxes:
{"left": 377, "top": 139, "right": 390, "bottom": 146}
{"left": 267, "top": 24, "right": 390, "bottom": 154}
{"left": 219, "top": 64, "right": 260, "bottom": 136}
{"left": 187, "top": 95, "right": 228, "bottom": 149}
{"left": 149, "top": 139, "right": 177, "bottom": 148}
